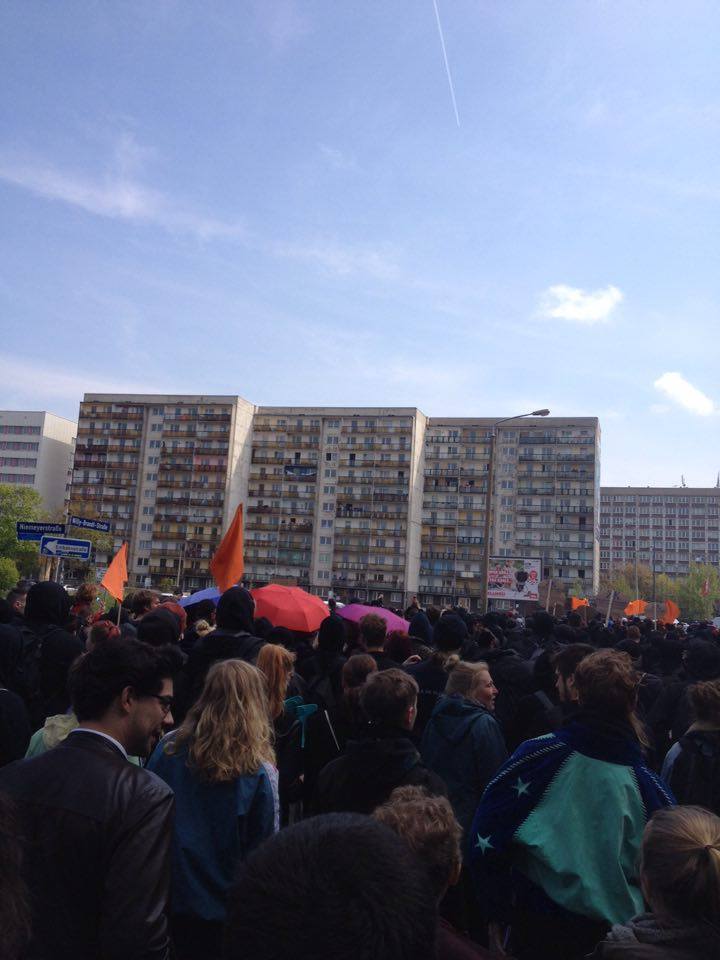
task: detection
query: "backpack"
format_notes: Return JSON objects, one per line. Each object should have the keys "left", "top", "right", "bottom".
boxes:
{"left": 669, "top": 731, "right": 720, "bottom": 815}
{"left": 11, "top": 624, "right": 53, "bottom": 725}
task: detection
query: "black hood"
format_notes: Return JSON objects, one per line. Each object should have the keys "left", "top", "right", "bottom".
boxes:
{"left": 345, "top": 727, "right": 421, "bottom": 787}
{"left": 25, "top": 582, "right": 71, "bottom": 627}
{"left": 215, "top": 586, "right": 255, "bottom": 633}
{"left": 136, "top": 609, "right": 181, "bottom": 647}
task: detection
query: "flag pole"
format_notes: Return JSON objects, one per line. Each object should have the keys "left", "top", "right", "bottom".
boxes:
{"left": 545, "top": 577, "right": 552, "bottom": 612}
{"left": 605, "top": 590, "right": 615, "bottom": 627}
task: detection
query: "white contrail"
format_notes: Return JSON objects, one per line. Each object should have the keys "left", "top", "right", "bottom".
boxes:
{"left": 432, "top": 0, "right": 461, "bottom": 127}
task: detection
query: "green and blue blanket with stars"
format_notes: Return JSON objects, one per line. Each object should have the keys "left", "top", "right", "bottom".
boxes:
{"left": 470, "top": 713, "right": 675, "bottom": 927}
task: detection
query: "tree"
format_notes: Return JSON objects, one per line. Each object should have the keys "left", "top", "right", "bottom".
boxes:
{"left": 0, "top": 484, "right": 45, "bottom": 575}
{"left": 0, "top": 556, "right": 20, "bottom": 594}
{"left": 676, "top": 563, "right": 720, "bottom": 621}
{"left": 599, "top": 563, "right": 655, "bottom": 601}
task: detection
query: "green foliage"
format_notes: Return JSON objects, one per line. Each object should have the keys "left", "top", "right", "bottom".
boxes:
{"left": 676, "top": 564, "right": 720, "bottom": 621}
{"left": 0, "top": 484, "right": 45, "bottom": 575}
{"left": 0, "top": 556, "right": 20, "bottom": 594}
{"left": 158, "top": 577, "right": 175, "bottom": 592}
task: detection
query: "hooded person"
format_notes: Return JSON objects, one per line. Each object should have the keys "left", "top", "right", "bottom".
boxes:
{"left": 11, "top": 582, "right": 83, "bottom": 727}
{"left": 183, "top": 587, "right": 264, "bottom": 715}
{"left": 136, "top": 609, "right": 183, "bottom": 648}
{"left": 180, "top": 599, "right": 216, "bottom": 655}
{"left": 405, "top": 614, "right": 471, "bottom": 738}
{"left": 315, "top": 668, "right": 446, "bottom": 815}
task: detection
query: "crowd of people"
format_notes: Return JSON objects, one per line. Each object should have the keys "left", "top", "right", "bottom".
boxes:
{"left": 1, "top": 578, "right": 720, "bottom": 959}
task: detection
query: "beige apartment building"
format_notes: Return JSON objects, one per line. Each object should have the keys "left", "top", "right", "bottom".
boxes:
{"left": 420, "top": 417, "right": 600, "bottom": 606}
{"left": 70, "top": 396, "right": 254, "bottom": 589}
{"left": 69, "top": 395, "right": 600, "bottom": 602}
{"left": 600, "top": 487, "right": 720, "bottom": 577}
{"left": 0, "top": 410, "right": 76, "bottom": 512}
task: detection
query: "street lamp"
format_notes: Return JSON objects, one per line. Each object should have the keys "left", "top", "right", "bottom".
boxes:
{"left": 480, "top": 409, "right": 550, "bottom": 613}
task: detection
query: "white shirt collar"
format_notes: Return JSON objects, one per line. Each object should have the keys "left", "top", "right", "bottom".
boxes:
{"left": 72, "top": 727, "right": 129, "bottom": 760}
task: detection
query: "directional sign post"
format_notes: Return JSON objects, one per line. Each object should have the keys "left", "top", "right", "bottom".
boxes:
{"left": 16, "top": 522, "right": 65, "bottom": 542}
{"left": 69, "top": 515, "right": 111, "bottom": 533}
{"left": 40, "top": 536, "right": 92, "bottom": 561}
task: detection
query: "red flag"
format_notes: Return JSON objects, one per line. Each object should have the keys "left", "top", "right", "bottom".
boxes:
{"left": 210, "top": 505, "right": 244, "bottom": 592}
{"left": 658, "top": 599, "right": 680, "bottom": 624}
{"left": 571, "top": 597, "right": 589, "bottom": 610}
{"left": 624, "top": 599, "right": 647, "bottom": 617}
{"left": 101, "top": 543, "right": 128, "bottom": 602}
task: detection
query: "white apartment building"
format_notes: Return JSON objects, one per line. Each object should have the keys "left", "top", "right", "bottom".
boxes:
{"left": 0, "top": 410, "right": 76, "bottom": 513}
{"left": 600, "top": 487, "right": 720, "bottom": 577}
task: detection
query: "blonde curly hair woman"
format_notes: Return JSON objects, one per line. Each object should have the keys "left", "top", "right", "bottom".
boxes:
{"left": 148, "top": 659, "right": 278, "bottom": 960}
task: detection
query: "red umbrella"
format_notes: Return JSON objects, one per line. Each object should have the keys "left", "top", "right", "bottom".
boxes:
{"left": 251, "top": 584, "right": 329, "bottom": 633}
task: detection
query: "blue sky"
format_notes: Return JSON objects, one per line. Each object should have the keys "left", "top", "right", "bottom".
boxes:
{"left": 1, "top": 0, "right": 719, "bottom": 486}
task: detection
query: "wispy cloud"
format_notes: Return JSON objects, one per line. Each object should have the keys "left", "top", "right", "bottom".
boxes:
{"left": 653, "top": 372, "right": 715, "bottom": 416}
{"left": 538, "top": 284, "right": 623, "bottom": 325}
{"left": 318, "top": 144, "right": 359, "bottom": 173}
{"left": 0, "top": 146, "right": 243, "bottom": 240}
{"left": 0, "top": 354, "right": 176, "bottom": 409}
{"left": 273, "top": 239, "right": 401, "bottom": 281}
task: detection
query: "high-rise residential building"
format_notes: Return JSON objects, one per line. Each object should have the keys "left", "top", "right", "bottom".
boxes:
{"left": 246, "top": 408, "right": 426, "bottom": 605}
{"left": 70, "top": 395, "right": 254, "bottom": 589}
{"left": 69, "top": 395, "right": 601, "bottom": 603}
{"left": 0, "top": 410, "right": 76, "bottom": 512}
{"left": 599, "top": 487, "right": 720, "bottom": 578}
{"left": 420, "top": 417, "right": 600, "bottom": 606}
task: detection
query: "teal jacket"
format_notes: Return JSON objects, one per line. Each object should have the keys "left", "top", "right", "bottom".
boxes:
{"left": 471, "top": 713, "right": 675, "bottom": 926}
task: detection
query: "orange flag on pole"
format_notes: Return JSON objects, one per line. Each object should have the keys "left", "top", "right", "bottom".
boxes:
{"left": 624, "top": 599, "right": 647, "bottom": 617}
{"left": 210, "top": 505, "right": 244, "bottom": 592}
{"left": 571, "top": 597, "right": 589, "bottom": 610}
{"left": 658, "top": 599, "right": 680, "bottom": 624}
{"left": 101, "top": 542, "right": 128, "bottom": 602}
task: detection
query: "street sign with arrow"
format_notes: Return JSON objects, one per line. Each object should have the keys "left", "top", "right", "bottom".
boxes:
{"left": 40, "top": 536, "right": 92, "bottom": 561}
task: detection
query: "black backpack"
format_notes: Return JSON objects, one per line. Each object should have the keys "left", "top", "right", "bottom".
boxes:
{"left": 669, "top": 730, "right": 720, "bottom": 815}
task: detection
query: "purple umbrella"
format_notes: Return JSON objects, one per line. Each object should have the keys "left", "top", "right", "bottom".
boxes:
{"left": 338, "top": 604, "right": 409, "bottom": 634}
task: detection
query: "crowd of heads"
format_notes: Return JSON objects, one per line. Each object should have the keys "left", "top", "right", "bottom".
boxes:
{"left": 2, "top": 576, "right": 720, "bottom": 960}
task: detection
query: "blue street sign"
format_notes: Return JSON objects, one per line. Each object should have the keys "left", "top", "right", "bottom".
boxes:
{"left": 40, "top": 536, "right": 92, "bottom": 561}
{"left": 16, "top": 522, "right": 65, "bottom": 542}
{"left": 69, "top": 515, "right": 111, "bottom": 533}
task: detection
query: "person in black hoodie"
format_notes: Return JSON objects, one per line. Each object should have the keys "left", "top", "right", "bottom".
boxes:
{"left": 183, "top": 587, "right": 264, "bottom": 715}
{"left": 10, "top": 582, "right": 83, "bottom": 728}
{"left": 315, "top": 668, "right": 446, "bottom": 814}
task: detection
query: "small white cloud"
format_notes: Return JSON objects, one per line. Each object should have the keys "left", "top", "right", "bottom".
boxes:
{"left": 538, "top": 284, "right": 623, "bottom": 325}
{"left": 653, "top": 372, "right": 715, "bottom": 416}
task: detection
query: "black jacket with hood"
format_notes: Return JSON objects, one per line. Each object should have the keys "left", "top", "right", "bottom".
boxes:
{"left": 315, "top": 722, "right": 447, "bottom": 814}
{"left": 184, "top": 587, "right": 264, "bottom": 709}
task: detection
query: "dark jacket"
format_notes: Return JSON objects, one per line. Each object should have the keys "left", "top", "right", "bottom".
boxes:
{"left": 0, "top": 686, "right": 31, "bottom": 767}
{"left": 316, "top": 724, "right": 447, "bottom": 814}
{"left": 0, "top": 729, "right": 174, "bottom": 960}
{"left": 184, "top": 628, "right": 264, "bottom": 709}
{"left": 480, "top": 647, "right": 533, "bottom": 734}
{"left": 420, "top": 694, "right": 507, "bottom": 850}
{"left": 367, "top": 649, "right": 401, "bottom": 672}
{"left": 588, "top": 913, "right": 720, "bottom": 959}
{"left": 405, "top": 655, "right": 450, "bottom": 737}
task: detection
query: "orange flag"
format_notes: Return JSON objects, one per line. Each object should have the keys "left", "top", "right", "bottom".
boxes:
{"left": 624, "top": 599, "right": 647, "bottom": 617}
{"left": 210, "top": 505, "right": 244, "bottom": 592}
{"left": 571, "top": 597, "right": 589, "bottom": 610}
{"left": 658, "top": 599, "right": 680, "bottom": 624}
{"left": 101, "top": 542, "right": 128, "bottom": 602}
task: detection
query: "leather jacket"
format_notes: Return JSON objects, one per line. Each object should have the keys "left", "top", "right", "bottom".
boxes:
{"left": 0, "top": 730, "right": 174, "bottom": 960}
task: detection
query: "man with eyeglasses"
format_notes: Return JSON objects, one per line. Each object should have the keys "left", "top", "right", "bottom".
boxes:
{"left": 0, "top": 638, "right": 184, "bottom": 960}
